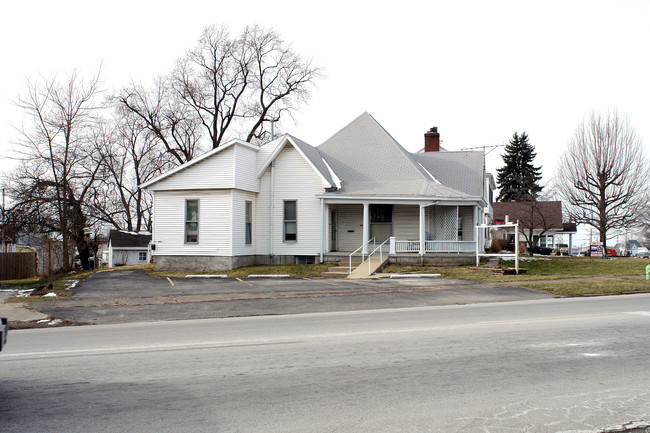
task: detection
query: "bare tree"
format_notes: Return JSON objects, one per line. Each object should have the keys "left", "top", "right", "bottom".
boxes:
{"left": 173, "top": 25, "right": 252, "bottom": 148}
{"left": 122, "top": 24, "right": 324, "bottom": 155}
{"left": 113, "top": 77, "right": 203, "bottom": 165}
{"left": 7, "top": 69, "right": 105, "bottom": 270}
{"left": 556, "top": 111, "right": 650, "bottom": 254}
{"left": 243, "top": 25, "right": 323, "bottom": 143}
{"left": 90, "top": 109, "right": 172, "bottom": 232}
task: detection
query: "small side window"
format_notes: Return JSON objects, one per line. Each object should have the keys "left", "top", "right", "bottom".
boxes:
{"left": 245, "top": 200, "right": 252, "bottom": 245}
{"left": 284, "top": 200, "right": 297, "bottom": 242}
{"left": 185, "top": 200, "right": 199, "bottom": 243}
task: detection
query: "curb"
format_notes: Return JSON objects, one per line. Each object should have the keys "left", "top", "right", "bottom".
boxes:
{"left": 389, "top": 274, "right": 441, "bottom": 279}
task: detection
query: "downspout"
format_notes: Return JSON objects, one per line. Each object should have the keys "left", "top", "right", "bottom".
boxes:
{"left": 269, "top": 161, "right": 275, "bottom": 258}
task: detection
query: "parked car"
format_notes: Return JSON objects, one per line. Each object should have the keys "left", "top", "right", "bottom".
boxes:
{"left": 532, "top": 246, "right": 553, "bottom": 255}
{"left": 605, "top": 248, "right": 617, "bottom": 257}
{"left": 1, "top": 317, "right": 7, "bottom": 351}
{"left": 638, "top": 251, "right": 649, "bottom": 259}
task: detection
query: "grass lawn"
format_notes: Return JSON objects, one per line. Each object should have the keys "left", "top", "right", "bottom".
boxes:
{"left": 150, "top": 263, "right": 331, "bottom": 280}
{"left": 382, "top": 256, "right": 650, "bottom": 296}
{"left": 3, "top": 257, "right": 649, "bottom": 301}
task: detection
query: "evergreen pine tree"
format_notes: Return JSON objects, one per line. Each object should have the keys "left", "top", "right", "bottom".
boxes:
{"left": 496, "top": 132, "right": 543, "bottom": 201}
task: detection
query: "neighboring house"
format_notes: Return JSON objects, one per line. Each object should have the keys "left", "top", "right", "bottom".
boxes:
{"left": 492, "top": 201, "right": 577, "bottom": 252}
{"left": 108, "top": 230, "right": 152, "bottom": 267}
{"left": 142, "top": 113, "right": 494, "bottom": 270}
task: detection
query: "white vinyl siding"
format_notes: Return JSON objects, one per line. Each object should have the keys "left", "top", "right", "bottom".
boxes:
{"left": 110, "top": 249, "right": 149, "bottom": 267}
{"left": 153, "top": 190, "right": 232, "bottom": 256}
{"left": 259, "top": 144, "right": 323, "bottom": 256}
{"left": 234, "top": 144, "right": 259, "bottom": 192}
{"left": 393, "top": 205, "right": 420, "bottom": 240}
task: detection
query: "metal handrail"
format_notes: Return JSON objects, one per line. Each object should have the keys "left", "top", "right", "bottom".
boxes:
{"left": 367, "top": 238, "right": 390, "bottom": 274}
{"left": 349, "top": 237, "right": 375, "bottom": 273}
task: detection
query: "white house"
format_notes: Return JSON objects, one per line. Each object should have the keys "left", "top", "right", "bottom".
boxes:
{"left": 108, "top": 230, "right": 152, "bottom": 267}
{"left": 142, "top": 113, "right": 494, "bottom": 271}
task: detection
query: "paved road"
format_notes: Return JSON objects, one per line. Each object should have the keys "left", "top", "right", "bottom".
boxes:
{"left": 29, "top": 270, "right": 554, "bottom": 325}
{"left": 2, "top": 294, "right": 650, "bottom": 432}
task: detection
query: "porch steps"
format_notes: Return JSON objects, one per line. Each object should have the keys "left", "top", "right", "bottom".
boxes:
{"left": 347, "top": 256, "right": 389, "bottom": 279}
{"left": 321, "top": 256, "right": 364, "bottom": 278}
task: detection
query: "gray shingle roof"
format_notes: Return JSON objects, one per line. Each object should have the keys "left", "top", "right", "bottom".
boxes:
{"left": 414, "top": 150, "right": 485, "bottom": 197}
{"left": 109, "top": 230, "right": 151, "bottom": 248}
{"left": 317, "top": 112, "right": 482, "bottom": 199}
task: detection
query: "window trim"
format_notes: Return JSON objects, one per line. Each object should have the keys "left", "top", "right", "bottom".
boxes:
{"left": 245, "top": 200, "right": 252, "bottom": 245}
{"left": 138, "top": 251, "right": 147, "bottom": 262}
{"left": 283, "top": 200, "right": 297, "bottom": 242}
{"left": 185, "top": 199, "right": 199, "bottom": 244}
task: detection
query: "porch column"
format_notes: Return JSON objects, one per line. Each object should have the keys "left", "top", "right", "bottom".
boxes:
{"left": 320, "top": 198, "right": 325, "bottom": 263}
{"left": 362, "top": 203, "right": 370, "bottom": 254}
{"left": 473, "top": 206, "right": 480, "bottom": 252}
{"left": 419, "top": 204, "right": 425, "bottom": 256}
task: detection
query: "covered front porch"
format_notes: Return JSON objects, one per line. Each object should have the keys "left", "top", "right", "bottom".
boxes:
{"left": 319, "top": 200, "right": 487, "bottom": 261}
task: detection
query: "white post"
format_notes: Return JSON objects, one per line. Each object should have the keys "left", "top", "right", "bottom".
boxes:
{"left": 515, "top": 222, "right": 520, "bottom": 274}
{"left": 362, "top": 203, "right": 370, "bottom": 255}
{"left": 475, "top": 225, "right": 480, "bottom": 267}
{"left": 390, "top": 236, "right": 396, "bottom": 254}
{"left": 419, "top": 205, "right": 425, "bottom": 256}
{"left": 320, "top": 199, "right": 325, "bottom": 264}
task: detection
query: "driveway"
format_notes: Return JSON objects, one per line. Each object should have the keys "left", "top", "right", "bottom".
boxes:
{"left": 23, "top": 270, "right": 555, "bottom": 325}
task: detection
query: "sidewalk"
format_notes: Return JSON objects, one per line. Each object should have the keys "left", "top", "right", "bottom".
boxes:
{"left": 0, "top": 292, "right": 50, "bottom": 325}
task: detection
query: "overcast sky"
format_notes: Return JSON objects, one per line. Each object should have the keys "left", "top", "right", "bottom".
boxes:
{"left": 2, "top": 0, "right": 649, "bottom": 243}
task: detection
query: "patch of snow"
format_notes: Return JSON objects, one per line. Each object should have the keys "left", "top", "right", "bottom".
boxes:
{"left": 390, "top": 274, "right": 441, "bottom": 279}
{"left": 43, "top": 292, "right": 57, "bottom": 297}
{"left": 501, "top": 256, "right": 551, "bottom": 261}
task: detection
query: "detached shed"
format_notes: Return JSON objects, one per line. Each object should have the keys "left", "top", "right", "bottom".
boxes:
{"left": 108, "top": 230, "right": 152, "bottom": 267}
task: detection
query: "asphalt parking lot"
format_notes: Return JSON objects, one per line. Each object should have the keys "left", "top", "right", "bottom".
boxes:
{"left": 27, "top": 270, "right": 554, "bottom": 325}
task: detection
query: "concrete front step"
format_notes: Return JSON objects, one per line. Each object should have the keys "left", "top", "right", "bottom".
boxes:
{"left": 321, "top": 271, "right": 350, "bottom": 278}
{"left": 321, "top": 256, "right": 368, "bottom": 278}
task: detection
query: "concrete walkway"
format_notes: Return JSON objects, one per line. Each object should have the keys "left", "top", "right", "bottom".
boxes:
{"left": 0, "top": 291, "right": 50, "bottom": 325}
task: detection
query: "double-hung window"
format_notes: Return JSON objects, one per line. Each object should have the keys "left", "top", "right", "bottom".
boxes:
{"left": 283, "top": 200, "right": 297, "bottom": 242}
{"left": 185, "top": 200, "right": 199, "bottom": 243}
{"left": 245, "top": 200, "right": 252, "bottom": 245}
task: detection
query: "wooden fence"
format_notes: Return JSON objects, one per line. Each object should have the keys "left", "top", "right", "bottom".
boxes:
{"left": 0, "top": 252, "right": 37, "bottom": 280}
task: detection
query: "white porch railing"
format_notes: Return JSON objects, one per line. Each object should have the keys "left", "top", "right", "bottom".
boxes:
{"left": 349, "top": 237, "right": 375, "bottom": 273}
{"left": 367, "top": 238, "right": 390, "bottom": 274}
{"left": 392, "top": 239, "right": 475, "bottom": 254}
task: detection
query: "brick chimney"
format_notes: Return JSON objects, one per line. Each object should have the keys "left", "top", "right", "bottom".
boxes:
{"left": 424, "top": 127, "right": 440, "bottom": 152}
